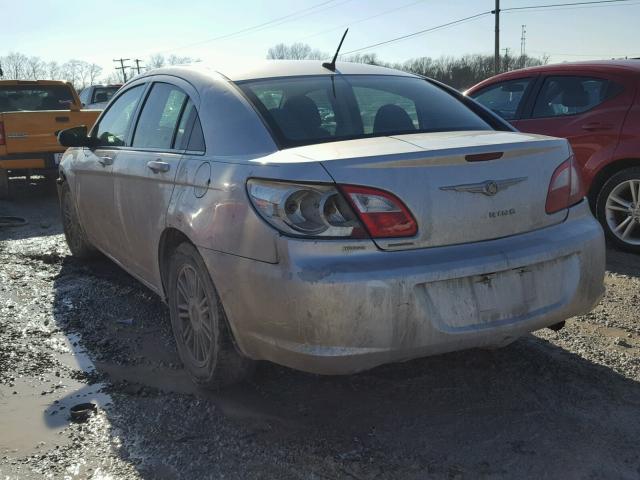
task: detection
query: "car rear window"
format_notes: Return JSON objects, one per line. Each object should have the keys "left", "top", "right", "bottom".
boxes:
{"left": 237, "top": 75, "right": 491, "bottom": 148}
{"left": 91, "top": 86, "right": 120, "bottom": 104}
{"left": 0, "top": 85, "right": 75, "bottom": 112}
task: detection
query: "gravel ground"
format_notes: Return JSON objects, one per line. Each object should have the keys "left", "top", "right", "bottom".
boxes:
{"left": 0, "top": 180, "right": 639, "bottom": 479}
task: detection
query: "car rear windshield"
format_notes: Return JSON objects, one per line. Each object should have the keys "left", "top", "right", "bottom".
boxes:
{"left": 237, "top": 75, "right": 492, "bottom": 148}
{"left": 92, "top": 86, "right": 120, "bottom": 104}
{"left": 0, "top": 85, "right": 75, "bottom": 112}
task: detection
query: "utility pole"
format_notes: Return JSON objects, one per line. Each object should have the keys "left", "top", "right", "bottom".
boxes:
{"left": 520, "top": 25, "right": 527, "bottom": 57}
{"left": 113, "top": 58, "right": 131, "bottom": 83}
{"left": 493, "top": 0, "right": 500, "bottom": 74}
{"left": 134, "top": 59, "right": 144, "bottom": 75}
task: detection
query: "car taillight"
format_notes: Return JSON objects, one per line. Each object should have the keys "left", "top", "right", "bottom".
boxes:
{"left": 247, "top": 179, "right": 366, "bottom": 238}
{"left": 545, "top": 154, "right": 584, "bottom": 214}
{"left": 247, "top": 180, "right": 418, "bottom": 239}
{"left": 0, "top": 121, "right": 5, "bottom": 146}
{"left": 339, "top": 184, "right": 418, "bottom": 238}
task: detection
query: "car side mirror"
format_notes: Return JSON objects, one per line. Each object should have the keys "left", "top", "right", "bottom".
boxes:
{"left": 58, "top": 126, "right": 95, "bottom": 148}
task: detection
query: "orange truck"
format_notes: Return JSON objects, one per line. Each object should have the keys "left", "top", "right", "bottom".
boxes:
{"left": 0, "top": 80, "right": 100, "bottom": 198}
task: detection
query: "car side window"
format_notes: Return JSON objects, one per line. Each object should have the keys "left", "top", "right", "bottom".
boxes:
{"left": 174, "top": 99, "right": 205, "bottom": 152}
{"left": 132, "top": 83, "right": 187, "bottom": 150}
{"left": 94, "top": 85, "right": 145, "bottom": 147}
{"left": 187, "top": 117, "right": 205, "bottom": 152}
{"left": 470, "top": 78, "right": 531, "bottom": 120}
{"left": 532, "top": 76, "right": 611, "bottom": 118}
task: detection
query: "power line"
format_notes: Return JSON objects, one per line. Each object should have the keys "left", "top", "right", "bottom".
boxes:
{"left": 159, "top": 0, "right": 349, "bottom": 54}
{"left": 340, "top": 11, "right": 492, "bottom": 56}
{"left": 339, "top": 0, "right": 635, "bottom": 58}
{"left": 299, "top": 0, "right": 426, "bottom": 41}
{"left": 502, "top": 0, "right": 633, "bottom": 11}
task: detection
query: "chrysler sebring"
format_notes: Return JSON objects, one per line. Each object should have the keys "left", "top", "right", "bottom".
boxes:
{"left": 57, "top": 61, "right": 605, "bottom": 388}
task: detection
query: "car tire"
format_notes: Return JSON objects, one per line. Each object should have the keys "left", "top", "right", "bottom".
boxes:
{"left": 596, "top": 167, "right": 640, "bottom": 254}
{"left": 0, "top": 170, "right": 9, "bottom": 200}
{"left": 60, "top": 183, "right": 97, "bottom": 258}
{"left": 167, "top": 242, "right": 255, "bottom": 389}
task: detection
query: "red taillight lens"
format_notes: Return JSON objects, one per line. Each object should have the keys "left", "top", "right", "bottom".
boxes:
{"left": 340, "top": 185, "right": 418, "bottom": 238}
{"left": 545, "top": 155, "right": 584, "bottom": 214}
{"left": 0, "top": 121, "right": 5, "bottom": 146}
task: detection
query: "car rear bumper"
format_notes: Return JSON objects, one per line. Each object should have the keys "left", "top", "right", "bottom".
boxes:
{"left": 201, "top": 200, "right": 605, "bottom": 375}
{"left": 0, "top": 152, "right": 62, "bottom": 172}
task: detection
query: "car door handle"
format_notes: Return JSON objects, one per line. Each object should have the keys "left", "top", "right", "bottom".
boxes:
{"left": 97, "top": 155, "right": 113, "bottom": 166}
{"left": 581, "top": 122, "right": 613, "bottom": 131}
{"left": 147, "top": 160, "right": 170, "bottom": 173}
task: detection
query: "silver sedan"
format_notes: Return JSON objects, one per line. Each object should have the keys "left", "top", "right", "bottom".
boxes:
{"left": 57, "top": 61, "right": 605, "bottom": 388}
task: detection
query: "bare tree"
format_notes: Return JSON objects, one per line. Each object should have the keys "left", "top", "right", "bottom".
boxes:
{"left": 167, "top": 54, "right": 194, "bottom": 65}
{"left": 46, "top": 61, "right": 61, "bottom": 80}
{"left": 2, "top": 52, "right": 28, "bottom": 79}
{"left": 147, "top": 53, "right": 166, "bottom": 69}
{"left": 267, "top": 43, "right": 326, "bottom": 60}
{"left": 88, "top": 63, "right": 103, "bottom": 85}
{"left": 25, "top": 56, "right": 46, "bottom": 80}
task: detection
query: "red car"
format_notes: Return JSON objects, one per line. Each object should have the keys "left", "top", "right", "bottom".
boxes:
{"left": 467, "top": 60, "right": 640, "bottom": 253}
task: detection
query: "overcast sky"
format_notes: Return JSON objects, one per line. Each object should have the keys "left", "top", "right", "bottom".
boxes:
{"left": 2, "top": 0, "right": 639, "bottom": 75}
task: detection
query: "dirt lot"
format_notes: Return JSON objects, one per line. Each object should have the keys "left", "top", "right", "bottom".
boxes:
{"left": 0, "top": 180, "right": 639, "bottom": 479}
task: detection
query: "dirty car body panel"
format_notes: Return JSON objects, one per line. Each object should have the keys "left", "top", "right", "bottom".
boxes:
{"left": 59, "top": 61, "right": 605, "bottom": 376}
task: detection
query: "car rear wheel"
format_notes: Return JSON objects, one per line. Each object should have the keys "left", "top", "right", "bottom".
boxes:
{"left": 60, "top": 184, "right": 97, "bottom": 258}
{"left": 596, "top": 167, "right": 640, "bottom": 253}
{"left": 167, "top": 242, "right": 255, "bottom": 389}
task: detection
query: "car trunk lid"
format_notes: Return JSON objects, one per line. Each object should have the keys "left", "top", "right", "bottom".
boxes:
{"left": 289, "top": 131, "right": 571, "bottom": 250}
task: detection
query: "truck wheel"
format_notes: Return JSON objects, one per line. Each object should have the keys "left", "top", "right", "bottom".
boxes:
{"left": 60, "top": 184, "right": 97, "bottom": 258}
{"left": 596, "top": 167, "right": 640, "bottom": 253}
{"left": 167, "top": 242, "right": 255, "bottom": 389}
{"left": 0, "top": 170, "right": 9, "bottom": 200}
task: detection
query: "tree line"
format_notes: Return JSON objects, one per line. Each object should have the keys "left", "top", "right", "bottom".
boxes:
{"left": 1, "top": 45, "right": 547, "bottom": 92}
{"left": 0, "top": 52, "right": 197, "bottom": 90}
{"left": 267, "top": 43, "right": 549, "bottom": 90}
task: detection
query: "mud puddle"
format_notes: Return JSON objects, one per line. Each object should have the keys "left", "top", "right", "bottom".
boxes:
{"left": 0, "top": 333, "right": 110, "bottom": 459}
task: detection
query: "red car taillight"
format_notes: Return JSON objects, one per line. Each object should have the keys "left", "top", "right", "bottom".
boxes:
{"left": 340, "top": 184, "right": 417, "bottom": 238}
{"left": 0, "top": 121, "right": 5, "bottom": 146}
{"left": 545, "top": 154, "right": 584, "bottom": 214}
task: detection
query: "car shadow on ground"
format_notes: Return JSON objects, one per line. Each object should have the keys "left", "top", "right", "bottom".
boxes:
{"left": 47, "top": 253, "right": 640, "bottom": 479}
{"left": 0, "top": 178, "right": 61, "bottom": 241}
{"left": 605, "top": 246, "right": 640, "bottom": 277}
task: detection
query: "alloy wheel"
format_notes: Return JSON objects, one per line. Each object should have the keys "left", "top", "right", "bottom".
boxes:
{"left": 175, "top": 264, "right": 215, "bottom": 367}
{"left": 605, "top": 179, "right": 640, "bottom": 246}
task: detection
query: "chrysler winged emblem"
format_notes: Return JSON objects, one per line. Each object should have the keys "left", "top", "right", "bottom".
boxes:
{"left": 440, "top": 177, "right": 527, "bottom": 196}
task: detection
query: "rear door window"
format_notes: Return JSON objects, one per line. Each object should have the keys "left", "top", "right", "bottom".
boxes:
{"left": 174, "top": 99, "right": 206, "bottom": 152}
{"left": 532, "top": 76, "right": 613, "bottom": 118}
{"left": 470, "top": 78, "right": 532, "bottom": 120}
{"left": 132, "top": 83, "right": 187, "bottom": 150}
{"left": 94, "top": 85, "right": 145, "bottom": 147}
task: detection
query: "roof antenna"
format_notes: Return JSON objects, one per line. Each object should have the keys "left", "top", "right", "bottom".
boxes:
{"left": 322, "top": 28, "right": 349, "bottom": 72}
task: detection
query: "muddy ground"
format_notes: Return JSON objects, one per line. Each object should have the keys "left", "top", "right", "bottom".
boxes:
{"left": 0, "top": 179, "right": 639, "bottom": 479}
